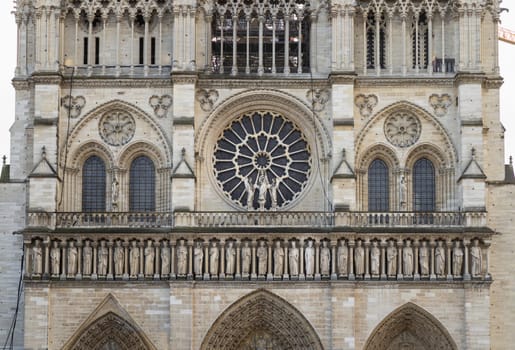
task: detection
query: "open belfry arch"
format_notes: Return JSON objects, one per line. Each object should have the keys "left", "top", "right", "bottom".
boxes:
{"left": 200, "top": 289, "right": 324, "bottom": 350}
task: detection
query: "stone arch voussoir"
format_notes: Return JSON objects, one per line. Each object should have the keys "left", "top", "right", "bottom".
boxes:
{"left": 201, "top": 289, "right": 324, "bottom": 350}
{"left": 363, "top": 302, "right": 458, "bottom": 350}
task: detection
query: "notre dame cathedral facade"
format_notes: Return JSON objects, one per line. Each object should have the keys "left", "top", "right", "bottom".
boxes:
{"left": 1, "top": 0, "right": 514, "bottom": 349}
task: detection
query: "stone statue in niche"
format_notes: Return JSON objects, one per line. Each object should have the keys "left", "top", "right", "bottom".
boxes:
{"left": 226, "top": 241, "right": 236, "bottom": 275}
{"left": 257, "top": 241, "right": 268, "bottom": 275}
{"left": 289, "top": 241, "right": 299, "bottom": 276}
{"left": 32, "top": 240, "right": 43, "bottom": 276}
{"left": 98, "top": 240, "right": 108, "bottom": 276}
{"left": 435, "top": 241, "right": 445, "bottom": 276}
{"left": 83, "top": 240, "right": 92, "bottom": 276}
{"left": 387, "top": 240, "right": 397, "bottom": 277}
{"left": 161, "top": 241, "right": 170, "bottom": 276}
{"left": 273, "top": 241, "right": 284, "bottom": 276}
{"left": 144, "top": 240, "right": 154, "bottom": 276}
{"left": 244, "top": 177, "right": 255, "bottom": 210}
{"left": 320, "top": 241, "right": 330, "bottom": 276}
{"left": 402, "top": 240, "right": 413, "bottom": 277}
{"left": 337, "top": 240, "right": 348, "bottom": 276}
{"left": 129, "top": 241, "right": 139, "bottom": 278}
{"left": 50, "top": 240, "right": 61, "bottom": 277}
{"left": 241, "top": 241, "right": 251, "bottom": 275}
{"left": 114, "top": 240, "right": 125, "bottom": 276}
{"left": 269, "top": 179, "right": 279, "bottom": 210}
{"left": 209, "top": 241, "right": 219, "bottom": 276}
{"left": 452, "top": 241, "right": 463, "bottom": 277}
{"left": 354, "top": 240, "right": 365, "bottom": 276}
{"left": 67, "top": 241, "right": 78, "bottom": 277}
{"left": 256, "top": 171, "right": 270, "bottom": 211}
{"left": 370, "top": 241, "right": 380, "bottom": 276}
{"left": 305, "top": 240, "right": 315, "bottom": 276}
{"left": 111, "top": 176, "right": 119, "bottom": 209}
{"left": 419, "top": 241, "right": 429, "bottom": 276}
{"left": 177, "top": 240, "right": 188, "bottom": 276}
{"left": 193, "top": 242, "right": 203, "bottom": 276}
{"left": 471, "top": 239, "right": 482, "bottom": 277}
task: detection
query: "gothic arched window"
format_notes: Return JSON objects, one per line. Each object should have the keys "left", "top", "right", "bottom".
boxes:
{"left": 368, "top": 159, "right": 389, "bottom": 211}
{"left": 82, "top": 155, "right": 106, "bottom": 212}
{"left": 129, "top": 156, "right": 155, "bottom": 212}
{"left": 413, "top": 158, "right": 435, "bottom": 211}
{"left": 366, "top": 11, "right": 386, "bottom": 70}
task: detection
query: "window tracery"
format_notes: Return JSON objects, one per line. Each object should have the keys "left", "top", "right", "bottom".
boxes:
{"left": 368, "top": 159, "right": 389, "bottom": 212}
{"left": 413, "top": 158, "right": 435, "bottom": 212}
{"left": 213, "top": 111, "right": 311, "bottom": 210}
{"left": 82, "top": 155, "right": 107, "bottom": 212}
{"left": 129, "top": 156, "right": 156, "bottom": 212}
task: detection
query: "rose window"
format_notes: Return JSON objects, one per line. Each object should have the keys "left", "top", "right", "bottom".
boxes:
{"left": 99, "top": 110, "right": 136, "bottom": 146}
{"left": 213, "top": 111, "right": 311, "bottom": 210}
{"left": 384, "top": 112, "right": 421, "bottom": 148}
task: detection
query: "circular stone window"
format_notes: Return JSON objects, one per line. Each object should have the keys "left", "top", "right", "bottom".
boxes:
{"left": 384, "top": 111, "right": 421, "bottom": 148}
{"left": 99, "top": 110, "right": 136, "bottom": 146}
{"left": 213, "top": 111, "right": 311, "bottom": 210}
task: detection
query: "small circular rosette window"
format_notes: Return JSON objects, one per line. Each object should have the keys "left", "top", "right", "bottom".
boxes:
{"left": 213, "top": 111, "right": 311, "bottom": 210}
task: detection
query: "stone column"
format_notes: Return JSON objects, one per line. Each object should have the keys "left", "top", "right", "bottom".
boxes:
{"left": 267, "top": 243, "right": 273, "bottom": 281}
{"left": 235, "top": 240, "right": 241, "bottom": 280}
{"left": 446, "top": 239, "right": 453, "bottom": 280}
{"left": 414, "top": 240, "right": 420, "bottom": 280}
{"left": 429, "top": 239, "right": 436, "bottom": 281}
{"left": 187, "top": 240, "right": 193, "bottom": 280}
{"left": 364, "top": 239, "right": 370, "bottom": 280}
{"left": 463, "top": 239, "right": 471, "bottom": 281}
{"left": 123, "top": 241, "right": 129, "bottom": 280}
{"left": 331, "top": 241, "right": 337, "bottom": 280}
{"left": 170, "top": 240, "right": 176, "bottom": 280}
{"left": 92, "top": 241, "right": 98, "bottom": 280}
{"left": 220, "top": 242, "right": 226, "bottom": 280}
{"left": 60, "top": 241, "right": 67, "bottom": 280}
{"left": 76, "top": 241, "right": 82, "bottom": 280}
{"left": 138, "top": 242, "right": 144, "bottom": 280}
{"left": 348, "top": 239, "right": 355, "bottom": 281}
{"left": 299, "top": 243, "right": 305, "bottom": 280}
{"left": 43, "top": 238, "right": 50, "bottom": 279}
{"left": 396, "top": 241, "right": 403, "bottom": 280}
{"left": 154, "top": 242, "right": 160, "bottom": 280}
{"left": 283, "top": 244, "right": 289, "bottom": 281}
{"left": 251, "top": 241, "right": 257, "bottom": 280}
{"left": 380, "top": 239, "right": 387, "bottom": 280}
{"left": 484, "top": 240, "right": 491, "bottom": 280}
{"left": 315, "top": 241, "right": 321, "bottom": 281}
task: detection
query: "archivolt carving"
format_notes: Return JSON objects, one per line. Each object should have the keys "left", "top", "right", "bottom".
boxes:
{"left": 118, "top": 141, "right": 167, "bottom": 170}
{"left": 64, "top": 99, "right": 171, "bottom": 167}
{"left": 201, "top": 289, "right": 324, "bottom": 350}
{"left": 355, "top": 101, "right": 457, "bottom": 167}
{"left": 62, "top": 294, "right": 157, "bottom": 350}
{"left": 196, "top": 89, "right": 331, "bottom": 159}
{"left": 356, "top": 143, "right": 400, "bottom": 171}
{"left": 69, "top": 141, "right": 114, "bottom": 170}
{"left": 364, "top": 302, "right": 458, "bottom": 350}
{"left": 405, "top": 143, "right": 448, "bottom": 169}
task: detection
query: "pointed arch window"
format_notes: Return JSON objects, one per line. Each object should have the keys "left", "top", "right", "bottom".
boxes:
{"left": 82, "top": 155, "right": 106, "bottom": 212}
{"left": 129, "top": 156, "right": 155, "bottom": 212}
{"left": 368, "top": 159, "right": 389, "bottom": 211}
{"left": 413, "top": 158, "right": 435, "bottom": 211}
{"left": 366, "top": 12, "right": 386, "bottom": 70}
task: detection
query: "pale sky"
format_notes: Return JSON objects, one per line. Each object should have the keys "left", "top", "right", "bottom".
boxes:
{"left": 0, "top": 3, "right": 514, "bottom": 165}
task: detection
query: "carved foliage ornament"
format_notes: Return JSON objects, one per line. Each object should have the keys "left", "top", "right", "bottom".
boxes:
{"left": 306, "top": 89, "right": 330, "bottom": 112}
{"left": 196, "top": 89, "right": 219, "bottom": 112}
{"left": 149, "top": 94, "right": 172, "bottom": 118}
{"left": 61, "top": 95, "right": 86, "bottom": 118}
{"left": 429, "top": 93, "right": 452, "bottom": 117}
{"left": 99, "top": 110, "right": 136, "bottom": 146}
{"left": 355, "top": 94, "right": 378, "bottom": 118}
{"left": 384, "top": 111, "right": 421, "bottom": 148}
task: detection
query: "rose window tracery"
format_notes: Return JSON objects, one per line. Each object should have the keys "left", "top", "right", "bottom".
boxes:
{"left": 213, "top": 111, "right": 311, "bottom": 210}
{"left": 384, "top": 112, "right": 421, "bottom": 148}
{"left": 99, "top": 111, "right": 136, "bottom": 146}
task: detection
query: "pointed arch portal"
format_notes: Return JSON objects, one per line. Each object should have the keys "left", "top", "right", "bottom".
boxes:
{"left": 201, "top": 289, "right": 324, "bottom": 350}
{"left": 364, "top": 302, "right": 458, "bottom": 350}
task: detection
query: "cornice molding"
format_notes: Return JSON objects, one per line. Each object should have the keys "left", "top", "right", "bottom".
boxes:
{"left": 60, "top": 77, "right": 172, "bottom": 89}
{"left": 355, "top": 77, "right": 455, "bottom": 88}
{"left": 197, "top": 76, "right": 330, "bottom": 89}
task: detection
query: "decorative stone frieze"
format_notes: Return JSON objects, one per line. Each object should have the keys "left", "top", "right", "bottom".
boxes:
{"left": 429, "top": 94, "right": 452, "bottom": 117}
{"left": 149, "top": 95, "right": 172, "bottom": 118}
{"left": 24, "top": 235, "right": 491, "bottom": 282}
{"left": 61, "top": 95, "right": 86, "bottom": 118}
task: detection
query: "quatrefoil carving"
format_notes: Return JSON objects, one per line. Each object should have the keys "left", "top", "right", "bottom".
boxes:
{"left": 61, "top": 95, "right": 86, "bottom": 118}
{"left": 355, "top": 94, "right": 378, "bottom": 118}
{"left": 149, "top": 95, "right": 173, "bottom": 118}
{"left": 196, "top": 89, "right": 219, "bottom": 112}
{"left": 429, "top": 94, "right": 452, "bottom": 117}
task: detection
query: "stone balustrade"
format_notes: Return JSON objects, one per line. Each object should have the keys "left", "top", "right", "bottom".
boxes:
{"left": 26, "top": 211, "right": 487, "bottom": 229}
{"left": 25, "top": 235, "right": 491, "bottom": 282}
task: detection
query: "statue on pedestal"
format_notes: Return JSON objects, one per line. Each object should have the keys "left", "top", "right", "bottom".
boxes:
{"left": 98, "top": 240, "right": 108, "bottom": 276}
{"left": 32, "top": 240, "right": 43, "bottom": 276}
{"left": 320, "top": 241, "right": 330, "bottom": 276}
{"left": 129, "top": 241, "right": 139, "bottom": 277}
{"left": 273, "top": 241, "right": 284, "bottom": 276}
{"left": 177, "top": 240, "right": 188, "bottom": 276}
{"left": 209, "top": 241, "right": 219, "bottom": 275}
{"left": 83, "top": 240, "right": 92, "bottom": 276}
{"left": 370, "top": 241, "right": 380, "bottom": 276}
{"left": 354, "top": 240, "right": 365, "bottom": 276}
{"left": 67, "top": 241, "right": 78, "bottom": 277}
{"left": 419, "top": 241, "right": 429, "bottom": 276}
{"left": 402, "top": 240, "right": 413, "bottom": 276}
{"left": 337, "top": 240, "right": 348, "bottom": 276}
{"left": 194, "top": 242, "right": 203, "bottom": 276}
{"left": 435, "top": 241, "right": 445, "bottom": 276}
{"left": 161, "top": 241, "right": 170, "bottom": 276}
{"left": 241, "top": 241, "right": 251, "bottom": 275}
{"left": 226, "top": 241, "right": 236, "bottom": 275}
{"left": 144, "top": 240, "right": 154, "bottom": 276}
{"left": 305, "top": 240, "right": 315, "bottom": 276}
{"left": 387, "top": 241, "right": 397, "bottom": 277}
{"left": 452, "top": 241, "right": 463, "bottom": 277}
{"left": 50, "top": 240, "right": 61, "bottom": 277}
{"left": 471, "top": 239, "right": 482, "bottom": 277}
{"left": 289, "top": 241, "right": 299, "bottom": 276}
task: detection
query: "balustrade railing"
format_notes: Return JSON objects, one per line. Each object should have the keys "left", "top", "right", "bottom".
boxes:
{"left": 27, "top": 210, "right": 487, "bottom": 229}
